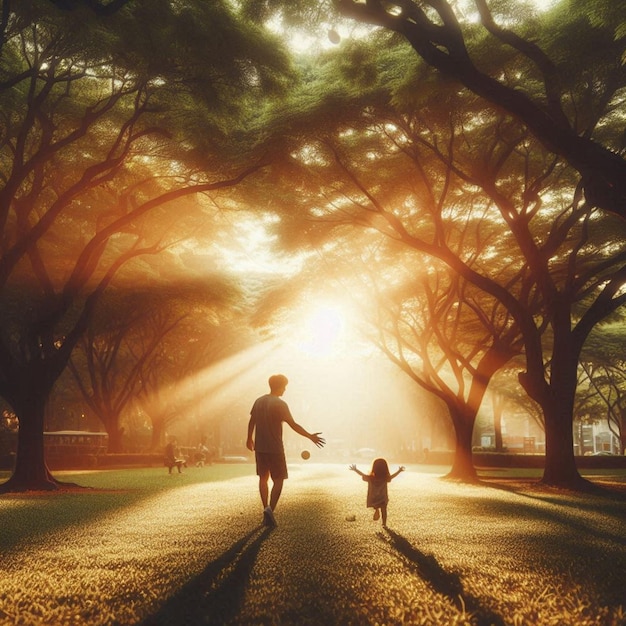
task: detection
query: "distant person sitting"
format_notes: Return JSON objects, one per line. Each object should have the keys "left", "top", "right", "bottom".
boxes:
{"left": 164, "top": 437, "right": 186, "bottom": 474}
{"left": 246, "top": 374, "right": 325, "bottom": 527}
{"left": 194, "top": 440, "right": 210, "bottom": 467}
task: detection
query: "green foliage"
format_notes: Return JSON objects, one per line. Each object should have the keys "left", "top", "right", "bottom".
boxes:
{"left": 2, "top": 0, "right": 294, "bottom": 162}
{"left": 568, "top": 0, "right": 626, "bottom": 42}
{"left": 0, "top": 0, "right": 297, "bottom": 487}
{"left": 241, "top": 0, "right": 338, "bottom": 28}
{"left": 536, "top": 1, "right": 626, "bottom": 141}
{"left": 583, "top": 317, "right": 626, "bottom": 366}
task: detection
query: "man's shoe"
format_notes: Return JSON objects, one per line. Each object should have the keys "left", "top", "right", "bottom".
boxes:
{"left": 263, "top": 506, "right": 277, "bottom": 527}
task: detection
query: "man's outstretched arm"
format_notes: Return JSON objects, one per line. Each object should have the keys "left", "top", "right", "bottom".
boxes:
{"left": 286, "top": 416, "right": 325, "bottom": 448}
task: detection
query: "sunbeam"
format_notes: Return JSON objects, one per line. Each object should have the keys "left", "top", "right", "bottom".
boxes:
{"left": 144, "top": 296, "right": 443, "bottom": 464}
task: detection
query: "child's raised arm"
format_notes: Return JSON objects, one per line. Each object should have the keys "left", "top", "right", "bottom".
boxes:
{"left": 390, "top": 466, "right": 405, "bottom": 480}
{"left": 349, "top": 464, "right": 366, "bottom": 477}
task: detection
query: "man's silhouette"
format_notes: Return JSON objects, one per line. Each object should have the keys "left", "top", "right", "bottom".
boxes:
{"left": 246, "top": 374, "right": 325, "bottom": 526}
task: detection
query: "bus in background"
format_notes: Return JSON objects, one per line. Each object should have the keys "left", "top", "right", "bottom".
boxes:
{"left": 0, "top": 430, "right": 108, "bottom": 469}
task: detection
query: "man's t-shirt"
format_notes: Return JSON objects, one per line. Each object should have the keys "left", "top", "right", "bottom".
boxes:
{"left": 250, "top": 394, "right": 292, "bottom": 454}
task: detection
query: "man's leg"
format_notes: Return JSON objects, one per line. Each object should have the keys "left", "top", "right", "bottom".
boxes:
{"left": 258, "top": 471, "right": 270, "bottom": 509}
{"left": 269, "top": 478, "right": 284, "bottom": 511}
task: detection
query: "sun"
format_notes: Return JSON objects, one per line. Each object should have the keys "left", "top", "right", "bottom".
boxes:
{"left": 308, "top": 304, "right": 344, "bottom": 345}
{"left": 294, "top": 302, "right": 349, "bottom": 358}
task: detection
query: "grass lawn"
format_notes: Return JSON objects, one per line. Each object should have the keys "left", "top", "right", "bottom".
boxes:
{"left": 1, "top": 464, "right": 625, "bottom": 625}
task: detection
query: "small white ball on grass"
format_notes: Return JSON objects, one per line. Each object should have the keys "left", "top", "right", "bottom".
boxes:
{"left": 301, "top": 450, "right": 311, "bottom": 460}
{"left": 328, "top": 29, "right": 341, "bottom": 45}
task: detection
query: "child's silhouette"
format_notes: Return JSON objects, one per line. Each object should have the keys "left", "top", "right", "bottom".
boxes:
{"left": 350, "top": 458, "right": 405, "bottom": 527}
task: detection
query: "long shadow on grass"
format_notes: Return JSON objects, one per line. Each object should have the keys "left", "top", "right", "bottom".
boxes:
{"left": 455, "top": 485, "right": 626, "bottom": 607}
{"left": 139, "top": 524, "right": 272, "bottom": 626}
{"left": 0, "top": 466, "right": 252, "bottom": 552}
{"left": 380, "top": 528, "right": 505, "bottom": 626}
{"left": 464, "top": 485, "right": 626, "bottom": 548}
{"left": 480, "top": 478, "right": 626, "bottom": 513}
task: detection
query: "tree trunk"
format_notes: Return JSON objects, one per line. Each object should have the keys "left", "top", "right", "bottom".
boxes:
{"left": 445, "top": 407, "right": 478, "bottom": 482}
{"left": 542, "top": 402, "right": 584, "bottom": 487}
{"left": 540, "top": 337, "right": 587, "bottom": 488}
{"left": 150, "top": 417, "right": 164, "bottom": 452}
{"left": 619, "top": 408, "right": 626, "bottom": 454}
{"left": 0, "top": 393, "right": 58, "bottom": 492}
{"left": 492, "top": 394, "right": 504, "bottom": 452}
{"left": 106, "top": 424, "right": 125, "bottom": 453}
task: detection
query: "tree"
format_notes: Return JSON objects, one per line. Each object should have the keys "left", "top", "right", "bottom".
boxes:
{"left": 69, "top": 278, "right": 243, "bottom": 452}
{"left": 136, "top": 296, "right": 250, "bottom": 452}
{"left": 243, "top": 0, "right": 626, "bottom": 209}
{"left": 330, "top": 0, "right": 626, "bottom": 220}
{"left": 249, "top": 35, "right": 626, "bottom": 487}
{"left": 490, "top": 392, "right": 505, "bottom": 452}
{"left": 362, "top": 256, "right": 522, "bottom": 481}
{"left": 0, "top": 1, "right": 291, "bottom": 491}
{"left": 578, "top": 323, "right": 626, "bottom": 454}
{"left": 486, "top": 364, "right": 546, "bottom": 451}
{"left": 68, "top": 288, "right": 184, "bottom": 453}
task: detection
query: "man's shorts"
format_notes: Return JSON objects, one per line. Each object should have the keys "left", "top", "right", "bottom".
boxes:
{"left": 255, "top": 451, "right": 288, "bottom": 480}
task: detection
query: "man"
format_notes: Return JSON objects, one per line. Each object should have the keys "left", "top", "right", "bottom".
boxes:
{"left": 246, "top": 374, "right": 325, "bottom": 527}
{"left": 164, "top": 437, "right": 185, "bottom": 474}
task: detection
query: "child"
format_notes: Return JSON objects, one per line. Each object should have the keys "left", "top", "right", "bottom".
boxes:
{"left": 350, "top": 458, "right": 405, "bottom": 526}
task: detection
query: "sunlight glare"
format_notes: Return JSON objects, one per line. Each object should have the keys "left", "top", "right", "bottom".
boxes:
{"left": 294, "top": 302, "right": 349, "bottom": 358}
{"left": 144, "top": 325, "right": 435, "bottom": 464}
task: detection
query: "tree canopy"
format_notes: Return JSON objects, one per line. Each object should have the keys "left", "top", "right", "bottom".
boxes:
{"left": 243, "top": 0, "right": 626, "bottom": 218}
{"left": 239, "top": 7, "right": 626, "bottom": 485}
{"left": 0, "top": 0, "right": 293, "bottom": 491}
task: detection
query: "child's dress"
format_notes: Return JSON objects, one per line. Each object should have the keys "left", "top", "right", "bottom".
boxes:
{"left": 363, "top": 476, "right": 388, "bottom": 509}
